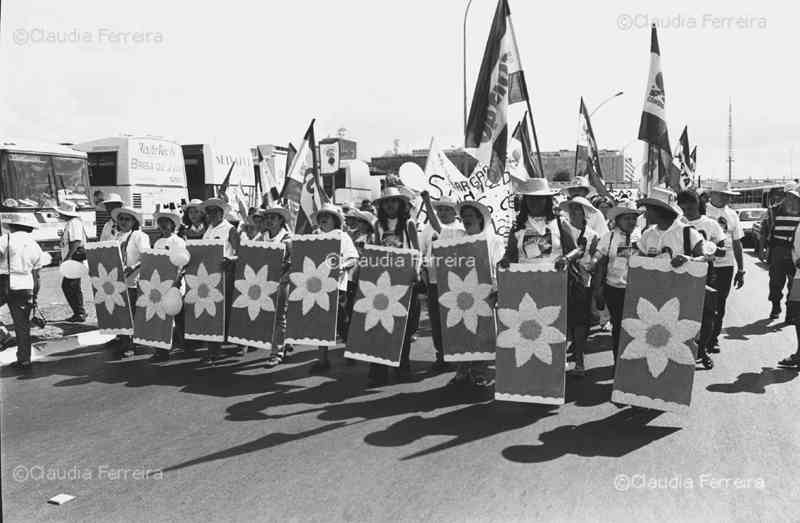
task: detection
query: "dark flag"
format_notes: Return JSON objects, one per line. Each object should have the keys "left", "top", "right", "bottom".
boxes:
{"left": 638, "top": 24, "right": 671, "bottom": 155}
{"left": 509, "top": 111, "right": 540, "bottom": 179}
{"left": 689, "top": 146, "right": 697, "bottom": 172}
{"left": 578, "top": 97, "right": 604, "bottom": 179}
{"left": 283, "top": 120, "right": 328, "bottom": 234}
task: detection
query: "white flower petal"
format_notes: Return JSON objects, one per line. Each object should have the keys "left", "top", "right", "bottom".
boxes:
{"left": 497, "top": 308, "right": 520, "bottom": 329}
{"left": 363, "top": 310, "right": 379, "bottom": 331}
{"left": 535, "top": 306, "right": 561, "bottom": 327}
{"left": 462, "top": 309, "right": 478, "bottom": 333}
{"left": 496, "top": 328, "right": 519, "bottom": 349}
{"left": 636, "top": 298, "right": 660, "bottom": 326}
{"left": 621, "top": 338, "right": 650, "bottom": 360}
{"left": 447, "top": 271, "right": 465, "bottom": 293}
{"left": 463, "top": 268, "right": 479, "bottom": 289}
{"left": 438, "top": 290, "right": 459, "bottom": 311}
{"left": 621, "top": 318, "right": 648, "bottom": 340}
{"left": 659, "top": 297, "right": 681, "bottom": 325}
{"left": 664, "top": 342, "right": 696, "bottom": 366}
{"left": 531, "top": 341, "right": 553, "bottom": 366}
{"left": 353, "top": 297, "right": 371, "bottom": 313}
{"left": 540, "top": 325, "right": 566, "bottom": 344}
{"left": 445, "top": 308, "right": 462, "bottom": 328}
{"left": 672, "top": 319, "right": 701, "bottom": 343}
{"left": 646, "top": 350, "right": 669, "bottom": 378}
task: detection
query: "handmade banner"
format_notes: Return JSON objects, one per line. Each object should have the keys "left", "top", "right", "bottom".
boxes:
{"left": 431, "top": 234, "right": 496, "bottom": 361}
{"left": 133, "top": 250, "right": 181, "bottom": 349}
{"left": 183, "top": 240, "right": 226, "bottom": 343}
{"left": 344, "top": 246, "right": 418, "bottom": 366}
{"left": 86, "top": 241, "right": 133, "bottom": 335}
{"left": 285, "top": 232, "right": 341, "bottom": 346}
{"left": 612, "top": 256, "right": 707, "bottom": 413}
{"left": 227, "top": 239, "right": 285, "bottom": 349}
{"left": 495, "top": 263, "right": 568, "bottom": 404}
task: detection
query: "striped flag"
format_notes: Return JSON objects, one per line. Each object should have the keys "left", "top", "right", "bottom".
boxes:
{"left": 689, "top": 146, "right": 697, "bottom": 172}
{"left": 283, "top": 119, "right": 329, "bottom": 233}
{"left": 638, "top": 24, "right": 671, "bottom": 155}
{"left": 509, "top": 111, "right": 540, "bottom": 180}
{"left": 624, "top": 157, "right": 636, "bottom": 182}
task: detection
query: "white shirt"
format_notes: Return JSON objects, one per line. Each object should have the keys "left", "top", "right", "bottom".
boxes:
{"left": 566, "top": 222, "right": 600, "bottom": 287}
{"left": 422, "top": 222, "right": 464, "bottom": 284}
{"left": 637, "top": 220, "right": 703, "bottom": 258}
{"left": 685, "top": 216, "right": 725, "bottom": 258}
{"left": 705, "top": 204, "right": 743, "bottom": 268}
{"left": 587, "top": 208, "right": 610, "bottom": 237}
{"left": 99, "top": 220, "right": 117, "bottom": 241}
{"left": 331, "top": 229, "right": 359, "bottom": 291}
{"left": 60, "top": 217, "right": 86, "bottom": 259}
{"left": 153, "top": 234, "right": 186, "bottom": 252}
{"left": 203, "top": 220, "right": 236, "bottom": 259}
{"left": 598, "top": 227, "right": 642, "bottom": 288}
{"left": 116, "top": 229, "right": 151, "bottom": 288}
{"left": 0, "top": 231, "right": 45, "bottom": 290}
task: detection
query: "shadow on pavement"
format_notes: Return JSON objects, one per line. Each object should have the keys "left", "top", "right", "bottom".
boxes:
{"left": 501, "top": 408, "right": 678, "bottom": 463}
{"left": 565, "top": 364, "right": 614, "bottom": 407}
{"left": 723, "top": 318, "right": 784, "bottom": 342}
{"left": 706, "top": 366, "right": 799, "bottom": 394}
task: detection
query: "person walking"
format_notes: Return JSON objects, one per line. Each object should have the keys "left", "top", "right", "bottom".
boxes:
{"left": 98, "top": 193, "right": 124, "bottom": 241}
{"left": 762, "top": 186, "right": 800, "bottom": 320}
{"left": 56, "top": 201, "right": 88, "bottom": 322}
{"left": 150, "top": 212, "right": 187, "bottom": 362}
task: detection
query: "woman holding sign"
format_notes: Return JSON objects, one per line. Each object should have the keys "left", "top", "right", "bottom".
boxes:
{"left": 263, "top": 206, "right": 294, "bottom": 369}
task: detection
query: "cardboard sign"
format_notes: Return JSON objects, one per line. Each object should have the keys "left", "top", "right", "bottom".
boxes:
{"left": 285, "top": 233, "right": 341, "bottom": 346}
{"left": 431, "top": 234, "right": 496, "bottom": 361}
{"left": 612, "top": 256, "right": 707, "bottom": 413}
{"left": 344, "top": 246, "right": 418, "bottom": 366}
{"left": 133, "top": 250, "right": 180, "bottom": 349}
{"left": 183, "top": 240, "right": 226, "bottom": 342}
{"left": 86, "top": 241, "right": 133, "bottom": 335}
{"left": 495, "top": 263, "right": 568, "bottom": 405}
{"left": 227, "top": 239, "right": 285, "bottom": 349}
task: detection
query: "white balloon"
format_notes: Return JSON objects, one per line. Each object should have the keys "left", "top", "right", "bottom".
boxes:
{"left": 60, "top": 260, "right": 87, "bottom": 279}
{"left": 162, "top": 287, "right": 183, "bottom": 316}
{"left": 398, "top": 162, "right": 427, "bottom": 192}
{"left": 168, "top": 248, "right": 190, "bottom": 267}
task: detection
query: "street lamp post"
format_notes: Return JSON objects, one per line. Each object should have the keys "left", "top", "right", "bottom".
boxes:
{"left": 463, "top": 0, "right": 475, "bottom": 139}
{"left": 589, "top": 90, "right": 624, "bottom": 118}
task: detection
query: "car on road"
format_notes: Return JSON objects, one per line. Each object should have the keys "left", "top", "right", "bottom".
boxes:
{"left": 737, "top": 208, "right": 767, "bottom": 246}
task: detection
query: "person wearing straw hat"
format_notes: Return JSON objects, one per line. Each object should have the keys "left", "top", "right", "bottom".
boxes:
{"left": 592, "top": 200, "right": 643, "bottom": 364}
{"left": 0, "top": 214, "right": 45, "bottom": 371}
{"left": 306, "top": 203, "right": 359, "bottom": 374}
{"left": 262, "top": 205, "right": 295, "bottom": 369}
{"left": 705, "top": 180, "right": 746, "bottom": 350}
{"left": 99, "top": 192, "right": 124, "bottom": 241}
{"left": 109, "top": 207, "right": 151, "bottom": 358}
{"left": 56, "top": 201, "right": 88, "bottom": 323}
{"left": 563, "top": 179, "right": 609, "bottom": 237}
{"left": 150, "top": 212, "right": 188, "bottom": 363}
{"left": 763, "top": 185, "right": 800, "bottom": 320}
{"left": 342, "top": 208, "right": 376, "bottom": 347}
{"left": 180, "top": 199, "right": 207, "bottom": 240}
{"left": 636, "top": 191, "right": 705, "bottom": 264}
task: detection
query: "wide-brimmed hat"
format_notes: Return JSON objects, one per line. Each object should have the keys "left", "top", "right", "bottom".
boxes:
{"left": 110, "top": 207, "right": 142, "bottom": 224}
{"left": 3, "top": 213, "right": 39, "bottom": 230}
{"left": 607, "top": 200, "right": 644, "bottom": 222}
{"left": 346, "top": 209, "right": 377, "bottom": 231}
{"left": 559, "top": 196, "right": 597, "bottom": 214}
{"left": 432, "top": 196, "right": 458, "bottom": 209}
{"left": 564, "top": 176, "right": 593, "bottom": 194}
{"left": 638, "top": 187, "right": 680, "bottom": 217}
{"left": 54, "top": 201, "right": 80, "bottom": 218}
{"left": 200, "top": 198, "right": 231, "bottom": 214}
{"left": 708, "top": 180, "right": 740, "bottom": 196}
{"left": 103, "top": 193, "right": 123, "bottom": 205}
{"left": 185, "top": 198, "right": 205, "bottom": 211}
{"left": 514, "top": 177, "right": 559, "bottom": 196}
{"left": 374, "top": 186, "right": 412, "bottom": 207}
{"left": 457, "top": 200, "right": 492, "bottom": 230}
{"left": 311, "top": 203, "right": 345, "bottom": 226}
{"left": 154, "top": 212, "right": 181, "bottom": 228}
{"left": 262, "top": 206, "right": 291, "bottom": 223}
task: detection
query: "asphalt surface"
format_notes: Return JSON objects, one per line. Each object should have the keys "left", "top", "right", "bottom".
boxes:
{"left": 1, "top": 252, "right": 799, "bottom": 522}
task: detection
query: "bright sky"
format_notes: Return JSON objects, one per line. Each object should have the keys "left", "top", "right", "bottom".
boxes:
{"left": 1, "top": 0, "right": 796, "bottom": 180}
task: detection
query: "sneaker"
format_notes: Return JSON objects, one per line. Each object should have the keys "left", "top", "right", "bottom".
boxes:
{"left": 770, "top": 302, "right": 781, "bottom": 319}
{"left": 707, "top": 344, "right": 720, "bottom": 354}
{"left": 308, "top": 360, "right": 331, "bottom": 374}
{"left": 697, "top": 354, "right": 714, "bottom": 369}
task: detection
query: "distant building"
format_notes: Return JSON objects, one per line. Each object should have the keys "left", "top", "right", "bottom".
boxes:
{"left": 540, "top": 149, "right": 626, "bottom": 183}
{"left": 369, "top": 149, "right": 477, "bottom": 177}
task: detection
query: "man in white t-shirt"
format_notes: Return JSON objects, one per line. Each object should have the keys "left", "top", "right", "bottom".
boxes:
{"left": 56, "top": 201, "right": 88, "bottom": 322}
{"left": 705, "top": 181, "right": 745, "bottom": 352}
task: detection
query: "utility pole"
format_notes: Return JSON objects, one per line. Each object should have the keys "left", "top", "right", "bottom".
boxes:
{"left": 728, "top": 98, "right": 733, "bottom": 182}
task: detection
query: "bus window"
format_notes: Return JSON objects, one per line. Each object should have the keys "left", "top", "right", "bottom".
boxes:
{"left": 87, "top": 152, "right": 117, "bottom": 186}
{"left": 53, "top": 156, "right": 91, "bottom": 207}
{"left": 4, "top": 153, "right": 56, "bottom": 208}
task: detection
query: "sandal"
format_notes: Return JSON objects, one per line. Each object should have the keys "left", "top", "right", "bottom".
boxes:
{"left": 778, "top": 354, "right": 800, "bottom": 367}
{"left": 264, "top": 355, "right": 284, "bottom": 368}
{"left": 697, "top": 354, "right": 714, "bottom": 370}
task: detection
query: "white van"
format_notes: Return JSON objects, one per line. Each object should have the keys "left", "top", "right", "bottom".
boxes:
{"left": 74, "top": 136, "right": 188, "bottom": 229}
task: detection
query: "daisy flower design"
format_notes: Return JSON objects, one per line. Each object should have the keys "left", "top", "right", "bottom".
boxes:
{"left": 352, "top": 271, "right": 408, "bottom": 333}
{"left": 496, "top": 293, "right": 565, "bottom": 367}
{"left": 288, "top": 257, "right": 339, "bottom": 315}
{"left": 438, "top": 268, "right": 493, "bottom": 334}
{"left": 90, "top": 263, "right": 128, "bottom": 314}
{"left": 621, "top": 297, "right": 700, "bottom": 378}
{"left": 184, "top": 262, "right": 225, "bottom": 319}
{"left": 232, "top": 264, "right": 280, "bottom": 321}
{"left": 136, "top": 269, "right": 175, "bottom": 321}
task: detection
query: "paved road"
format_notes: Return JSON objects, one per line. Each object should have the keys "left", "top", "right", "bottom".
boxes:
{"left": 2, "top": 251, "right": 798, "bottom": 522}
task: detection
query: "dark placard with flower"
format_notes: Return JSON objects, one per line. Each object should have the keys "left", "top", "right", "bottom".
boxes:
{"left": 133, "top": 250, "right": 181, "bottom": 349}
{"left": 431, "top": 234, "right": 496, "bottom": 361}
{"left": 495, "top": 263, "right": 568, "bottom": 404}
{"left": 183, "top": 240, "right": 226, "bottom": 343}
{"left": 344, "top": 245, "right": 418, "bottom": 366}
{"left": 86, "top": 241, "right": 133, "bottom": 335}
{"left": 285, "top": 233, "right": 341, "bottom": 346}
{"left": 612, "top": 256, "right": 707, "bottom": 413}
{"left": 227, "top": 240, "right": 285, "bottom": 349}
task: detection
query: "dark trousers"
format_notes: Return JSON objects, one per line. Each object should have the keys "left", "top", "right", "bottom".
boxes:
{"left": 709, "top": 266, "right": 733, "bottom": 344}
{"left": 369, "top": 286, "right": 421, "bottom": 381}
{"left": 339, "top": 280, "right": 357, "bottom": 342}
{"left": 603, "top": 285, "right": 626, "bottom": 360}
{"left": 7, "top": 290, "right": 34, "bottom": 363}
{"left": 208, "top": 268, "right": 235, "bottom": 357}
{"left": 61, "top": 277, "right": 85, "bottom": 317}
{"left": 426, "top": 283, "right": 444, "bottom": 362}
{"left": 768, "top": 247, "right": 795, "bottom": 305}
{"left": 698, "top": 287, "right": 718, "bottom": 355}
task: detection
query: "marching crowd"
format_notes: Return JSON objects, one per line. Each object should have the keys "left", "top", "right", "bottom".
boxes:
{"left": 2, "top": 176, "right": 800, "bottom": 391}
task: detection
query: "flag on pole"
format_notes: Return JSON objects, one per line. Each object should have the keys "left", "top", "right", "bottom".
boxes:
{"left": 578, "top": 98, "right": 604, "bottom": 180}
{"left": 689, "top": 146, "right": 697, "bottom": 173}
{"left": 217, "top": 161, "right": 237, "bottom": 198}
{"left": 508, "top": 111, "right": 540, "bottom": 180}
{"left": 464, "top": 0, "right": 531, "bottom": 184}
{"left": 676, "top": 126, "right": 694, "bottom": 189}
{"left": 283, "top": 120, "right": 329, "bottom": 234}
{"left": 624, "top": 157, "right": 636, "bottom": 182}
{"left": 638, "top": 25, "right": 671, "bottom": 155}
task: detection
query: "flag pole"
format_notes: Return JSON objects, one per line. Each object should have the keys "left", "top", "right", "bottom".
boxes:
{"left": 507, "top": 15, "right": 544, "bottom": 177}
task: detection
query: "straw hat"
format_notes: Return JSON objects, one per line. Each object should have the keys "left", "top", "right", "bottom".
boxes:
{"left": 514, "top": 177, "right": 559, "bottom": 196}
{"left": 457, "top": 200, "right": 492, "bottom": 231}
{"left": 374, "top": 186, "right": 412, "bottom": 206}
{"left": 54, "top": 201, "right": 80, "bottom": 218}
{"left": 3, "top": 213, "right": 38, "bottom": 230}
{"left": 262, "top": 206, "right": 291, "bottom": 223}
{"left": 103, "top": 193, "right": 123, "bottom": 205}
{"left": 311, "top": 203, "right": 345, "bottom": 226}
{"left": 185, "top": 198, "right": 204, "bottom": 211}
{"left": 558, "top": 196, "right": 597, "bottom": 214}
{"left": 200, "top": 198, "right": 231, "bottom": 214}
{"left": 607, "top": 200, "right": 643, "bottom": 222}
{"left": 154, "top": 212, "right": 181, "bottom": 228}
{"left": 638, "top": 187, "right": 680, "bottom": 217}
{"left": 110, "top": 207, "right": 142, "bottom": 224}
{"left": 432, "top": 196, "right": 458, "bottom": 209}
{"left": 347, "top": 209, "right": 377, "bottom": 231}
{"left": 564, "top": 176, "right": 593, "bottom": 194}
{"left": 708, "top": 180, "right": 740, "bottom": 196}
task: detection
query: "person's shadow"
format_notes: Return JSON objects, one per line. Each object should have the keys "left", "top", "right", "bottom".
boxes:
{"left": 723, "top": 319, "right": 784, "bottom": 342}
{"left": 501, "top": 408, "right": 679, "bottom": 463}
{"left": 706, "top": 367, "right": 799, "bottom": 394}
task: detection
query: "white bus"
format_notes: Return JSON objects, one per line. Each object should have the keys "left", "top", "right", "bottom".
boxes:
{"left": 0, "top": 140, "right": 95, "bottom": 256}
{"left": 182, "top": 143, "right": 256, "bottom": 205}
{"left": 75, "top": 136, "right": 188, "bottom": 229}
